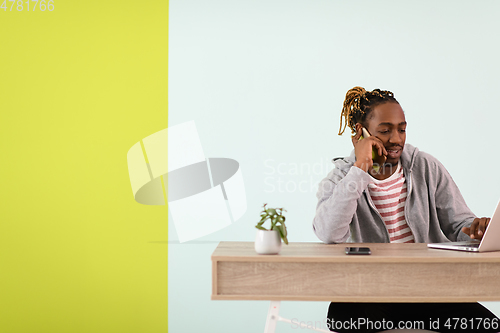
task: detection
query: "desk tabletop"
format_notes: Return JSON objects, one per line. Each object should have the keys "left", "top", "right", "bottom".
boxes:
{"left": 212, "top": 242, "right": 500, "bottom": 301}
{"left": 212, "top": 241, "right": 500, "bottom": 263}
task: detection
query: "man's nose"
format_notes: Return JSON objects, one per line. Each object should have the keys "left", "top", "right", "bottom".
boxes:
{"left": 389, "top": 131, "right": 402, "bottom": 144}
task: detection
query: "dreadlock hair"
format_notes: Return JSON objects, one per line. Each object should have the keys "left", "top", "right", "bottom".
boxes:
{"left": 338, "top": 86, "right": 399, "bottom": 135}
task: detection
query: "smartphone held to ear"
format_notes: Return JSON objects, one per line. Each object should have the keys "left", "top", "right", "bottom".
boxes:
{"left": 359, "top": 127, "right": 386, "bottom": 171}
{"left": 360, "top": 128, "right": 377, "bottom": 160}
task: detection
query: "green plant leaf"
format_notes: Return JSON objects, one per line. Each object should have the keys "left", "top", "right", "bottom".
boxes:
{"left": 282, "top": 234, "right": 288, "bottom": 245}
{"left": 256, "top": 215, "right": 270, "bottom": 228}
{"left": 259, "top": 215, "right": 269, "bottom": 223}
{"left": 266, "top": 208, "right": 276, "bottom": 216}
{"left": 271, "top": 216, "right": 278, "bottom": 229}
{"left": 258, "top": 204, "right": 287, "bottom": 239}
{"left": 277, "top": 225, "right": 284, "bottom": 238}
{"left": 278, "top": 225, "right": 288, "bottom": 244}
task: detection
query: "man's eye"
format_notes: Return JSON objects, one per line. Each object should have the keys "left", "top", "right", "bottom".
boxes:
{"left": 400, "top": 129, "right": 406, "bottom": 133}
{"left": 380, "top": 130, "right": 389, "bottom": 134}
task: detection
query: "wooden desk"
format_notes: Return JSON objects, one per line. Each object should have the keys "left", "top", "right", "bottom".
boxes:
{"left": 212, "top": 241, "right": 500, "bottom": 302}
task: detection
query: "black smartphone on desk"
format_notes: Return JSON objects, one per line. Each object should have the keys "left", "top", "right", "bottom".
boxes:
{"left": 345, "top": 247, "right": 371, "bottom": 255}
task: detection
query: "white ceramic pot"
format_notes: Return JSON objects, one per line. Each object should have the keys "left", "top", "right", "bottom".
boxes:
{"left": 255, "top": 229, "right": 282, "bottom": 255}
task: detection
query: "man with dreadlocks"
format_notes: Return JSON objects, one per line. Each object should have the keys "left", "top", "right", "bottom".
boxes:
{"left": 313, "top": 86, "right": 498, "bottom": 333}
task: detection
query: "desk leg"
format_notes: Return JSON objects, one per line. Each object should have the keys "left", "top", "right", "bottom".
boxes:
{"left": 263, "top": 301, "right": 280, "bottom": 333}
{"left": 263, "top": 301, "right": 334, "bottom": 333}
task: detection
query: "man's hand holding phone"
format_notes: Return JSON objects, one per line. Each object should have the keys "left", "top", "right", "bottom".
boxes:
{"left": 352, "top": 126, "right": 387, "bottom": 173}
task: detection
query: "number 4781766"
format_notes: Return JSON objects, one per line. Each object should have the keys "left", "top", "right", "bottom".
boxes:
{"left": 1, "top": 0, "right": 55, "bottom": 11}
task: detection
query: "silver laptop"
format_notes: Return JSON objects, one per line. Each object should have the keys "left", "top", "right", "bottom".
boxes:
{"left": 428, "top": 199, "right": 500, "bottom": 252}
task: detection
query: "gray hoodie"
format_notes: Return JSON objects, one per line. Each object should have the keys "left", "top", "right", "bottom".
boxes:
{"left": 313, "top": 143, "right": 475, "bottom": 244}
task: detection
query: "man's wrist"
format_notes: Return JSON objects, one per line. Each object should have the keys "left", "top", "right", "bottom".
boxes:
{"left": 354, "top": 159, "right": 371, "bottom": 172}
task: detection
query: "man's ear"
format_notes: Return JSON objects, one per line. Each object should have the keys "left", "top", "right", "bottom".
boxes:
{"left": 355, "top": 123, "right": 363, "bottom": 134}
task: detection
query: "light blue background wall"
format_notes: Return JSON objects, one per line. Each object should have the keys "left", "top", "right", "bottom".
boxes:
{"left": 168, "top": 1, "right": 500, "bottom": 331}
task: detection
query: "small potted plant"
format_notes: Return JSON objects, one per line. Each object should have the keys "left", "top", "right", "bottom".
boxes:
{"left": 254, "top": 204, "right": 288, "bottom": 254}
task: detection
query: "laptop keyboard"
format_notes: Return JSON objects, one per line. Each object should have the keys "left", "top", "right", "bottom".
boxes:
{"left": 453, "top": 242, "right": 480, "bottom": 248}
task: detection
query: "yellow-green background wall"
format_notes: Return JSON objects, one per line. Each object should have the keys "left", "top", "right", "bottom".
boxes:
{"left": 0, "top": 1, "right": 168, "bottom": 332}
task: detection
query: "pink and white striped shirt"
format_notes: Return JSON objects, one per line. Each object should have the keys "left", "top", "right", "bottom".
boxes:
{"left": 367, "top": 163, "right": 414, "bottom": 243}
